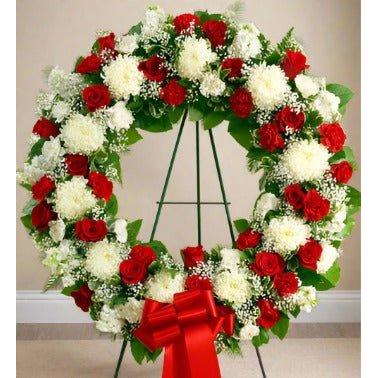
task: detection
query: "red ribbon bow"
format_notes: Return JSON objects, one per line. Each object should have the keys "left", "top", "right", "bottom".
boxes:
{"left": 134, "top": 289, "right": 235, "bottom": 378}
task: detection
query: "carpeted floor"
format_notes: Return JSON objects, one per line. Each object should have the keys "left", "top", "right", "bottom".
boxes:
{"left": 17, "top": 338, "right": 360, "bottom": 377}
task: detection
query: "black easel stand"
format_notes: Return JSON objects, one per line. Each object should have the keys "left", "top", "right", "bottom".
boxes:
{"left": 113, "top": 109, "right": 267, "bottom": 378}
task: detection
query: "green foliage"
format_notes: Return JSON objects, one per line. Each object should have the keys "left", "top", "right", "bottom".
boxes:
{"left": 297, "top": 261, "right": 340, "bottom": 291}
{"left": 21, "top": 214, "right": 33, "bottom": 230}
{"left": 233, "top": 218, "right": 250, "bottom": 233}
{"left": 329, "top": 146, "right": 357, "bottom": 169}
{"left": 22, "top": 199, "right": 38, "bottom": 216}
{"left": 326, "top": 84, "right": 354, "bottom": 114}
{"left": 61, "top": 281, "right": 84, "bottom": 296}
{"left": 28, "top": 139, "right": 45, "bottom": 161}
{"left": 304, "top": 110, "right": 322, "bottom": 129}
{"left": 252, "top": 328, "right": 269, "bottom": 347}
{"left": 126, "top": 127, "right": 143, "bottom": 146}
{"left": 346, "top": 186, "right": 361, "bottom": 216}
{"left": 105, "top": 194, "right": 118, "bottom": 217}
{"left": 271, "top": 314, "right": 289, "bottom": 340}
{"left": 145, "top": 240, "right": 168, "bottom": 257}
{"left": 290, "top": 306, "right": 300, "bottom": 318}
{"left": 247, "top": 148, "right": 277, "bottom": 173}
{"left": 228, "top": 119, "right": 252, "bottom": 150}
{"left": 194, "top": 11, "right": 222, "bottom": 23}
{"left": 203, "top": 111, "right": 226, "bottom": 130}
{"left": 188, "top": 106, "right": 204, "bottom": 122}
{"left": 128, "top": 22, "right": 142, "bottom": 35}
{"left": 167, "top": 106, "right": 185, "bottom": 124}
{"left": 43, "top": 274, "right": 61, "bottom": 292}
{"left": 127, "top": 219, "right": 143, "bottom": 244}
{"left": 130, "top": 338, "right": 161, "bottom": 364}
{"left": 136, "top": 114, "right": 172, "bottom": 132}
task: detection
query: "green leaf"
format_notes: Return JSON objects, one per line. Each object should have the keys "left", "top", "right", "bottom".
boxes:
{"left": 43, "top": 274, "right": 60, "bottom": 292}
{"left": 337, "top": 216, "right": 356, "bottom": 238}
{"left": 127, "top": 219, "right": 143, "bottom": 243}
{"left": 290, "top": 306, "right": 300, "bottom": 318}
{"left": 322, "top": 261, "right": 340, "bottom": 287}
{"left": 203, "top": 111, "right": 226, "bottom": 130}
{"left": 297, "top": 266, "right": 338, "bottom": 291}
{"left": 136, "top": 114, "right": 172, "bottom": 132}
{"left": 130, "top": 338, "right": 148, "bottom": 364}
{"left": 228, "top": 119, "right": 252, "bottom": 150}
{"left": 105, "top": 194, "right": 118, "bottom": 217}
{"left": 28, "top": 138, "right": 45, "bottom": 161}
{"left": 233, "top": 218, "right": 250, "bottom": 233}
{"left": 246, "top": 148, "right": 275, "bottom": 173}
{"left": 287, "top": 256, "right": 299, "bottom": 271}
{"left": 188, "top": 106, "right": 204, "bottom": 122}
{"left": 61, "top": 281, "right": 84, "bottom": 296}
{"left": 271, "top": 314, "right": 289, "bottom": 340}
{"left": 326, "top": 84, "right": 354, "bottom": 110}
{"left": 167, "top": 105, "right": 185, "bottom": 124}
{"left": 145, "top": 240, "right": 168, "bottom": 258}
{"left": 107, "top": 152, "right": 122, "bottom": 183}
{"left": 128, "top": 22, "right": 142, "bottom": 35}
{"left": 252, "top": 328, "right": 269, "bottom": 347}
{"left": 21, "top": 214, "right": 33, "bottom": 230}
{"left": 304, "top": 110, "right": 322, "bottom": 128}
{"left": 126, "top": 127, "right": 143, "bottom": 146}
{"left": 145, "top": 348, "right": 162, "bottom": 362}
{"left": 329, "top": 146, "right": 357, "bottom": 169}
{"left": 22, "top": 199, "right": 38, "bottom": 216}
{"left": 346, "top": 186, "right": 361, "bottom": 211}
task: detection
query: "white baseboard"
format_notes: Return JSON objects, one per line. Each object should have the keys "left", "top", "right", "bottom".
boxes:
{"left": 16, "top": 290, "right": 360, "bottom": 324}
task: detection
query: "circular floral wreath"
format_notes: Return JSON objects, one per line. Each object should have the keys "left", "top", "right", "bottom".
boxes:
{"left": 18, "top": 5, "right": 360, "bottom": 361}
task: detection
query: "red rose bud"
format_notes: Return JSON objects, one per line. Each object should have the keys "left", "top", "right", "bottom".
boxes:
{"left": 76, "top": 54, "right": 102, "bottom": 74}
{"left": 82, "top": 84, "right": 111, "bottom": 112}
{"left": 201, "top": 20, "right": 227, "bottom": 47}
{"left": 273, "top": 272, "right": 299, "bottom": 297}
{"left": 318, "top": 123, "right": 346, "bottom": 153}
{"left": 236, "top": 229, "right": 262, "bottom": 250}
{"left": 65, "top": 154, "right": 89, "bottom": 176}
{"left": 229, "top": 87, "right": 253, "bottom": 118}
{"left": 284, "top": 183, "right": 306, "bottom": 211}
{"left": 75, "top": 218, "right": 108, "bottom": 242}
{"left": 275, "top": 106, "right": 305, "bottom": 132}
{"left": 185, "top": 275, "right": 213, "bottom": 291}
{"left": 330, "top": 161, "right": 353, "bottom": 184}
{"left": 88, "top": 171, "right": 113, "bottom": 202}
{"left": 32, "top": 118, "right": 59, "bottom": 139}
{"left": 138, "top": 55, "right": 168, "bottom": 82}
{"left": 258, "top": 123, "right": 285, "bottom": 152}
{"left": 250, "top": 252, "right": 285, "bottom": 276}
{"left": 173, "top": 13, "right": 200, "bottom": 34}
{"left": 129, "top": 245, "right": 157, "bottom": 267}
{"left": 297, "top": 239, "right": 322, "bottom": 271}
{"left": 303, "top": 189, "right": 330, "bottom": 222}
{"left": 257, "top": 299, "right": 280, "bottom": 329}
{"left": 221, "top": 57, "right": 244, "bottom": 78}
{"left": 31, "top": 201, "right": 57, "bottom": 231}
{"left": 160, "top": 79, "right": 187, "bottom": 106}
{"left": 181, "top": 245, "right": 205, "bottom": 268}
{"left": 119, "top": 259, "right": 147, "bottom": 285}
{"left": 32, "top": 175, "right": 55, "bottom": 201}
{"left": 71, "top": 283, "right": 93, "bottom": 312}
{"left": 98, "top": 32, "right": 116, "bottom": 52}
{"left": 281, "top": 49, "right": 309, "bottom": 79}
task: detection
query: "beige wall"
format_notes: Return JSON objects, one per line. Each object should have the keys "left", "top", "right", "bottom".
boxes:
{"left": 16, "top": 0, "right": 361, "bottom": 290}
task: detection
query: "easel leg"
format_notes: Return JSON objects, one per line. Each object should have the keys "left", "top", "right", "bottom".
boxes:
{"left": 113, "top": 339, "right": 127, "bottom": 378}
{"left": 196, "top": 121, "right": 201, "bottom": 245}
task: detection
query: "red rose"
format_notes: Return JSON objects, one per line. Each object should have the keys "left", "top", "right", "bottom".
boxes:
{"left": 88, "top": 172, "right": 113, "bottom": 202}
{"left": 273, "top": 272, "right": 299, "bottom": 297}
{"left": 32, "top": 175, "right": 55, "bottom": 201}
{"left": 318, "top": 123, "right": 346, "bottom": 153}
{"left": 221, "top": 58, "right": 244, "bottom": 78}
{"left": 236, "top": 229, "right": 262, "bottom": 250}
{"left": 119, "top": 259, "right": 147, "bottom": 285}
{"left": 129, "top": 245, "right": 157, "bottom": 267}
{"left": 284, "top": 183, "right": 306, "bottom": 211}
{"left": 258, "top": 123, "right": 285, "bottom": 152}
{"left": 98, "top": 32, "right": 116, "bottom": 52}
{"left": 229, "top": 88, "right": 253, "bottom": 118}
{"left": 181, "top": 245, "right": 205, "bottom": 268}
{"left": 71, "top": 283, "right": 93, "bottom": 312}
{"left": 303, "top": 189, "right": 330, "bottom": 222}
{"left": 76, "top": 54, "right": 102, "bottom": 74}
{"left": 185, "top": 275, "right": 213, "bottom": 291}
{"left": 173, "top": 13, "right": 200, "bottom": 34}
{"left": 330, "top": 161, "right": 353, "bottom": 184}
{"left": 138, "top": 55, "right": 168, "bottom": 82}
{"left": 297, "top": 239, "right": 322, "bottom": 271}
{"left": 201, "top": 20, "right": 227, "bottom": 47}
{"left": 275, "top": 106, "right": 305, "bottom": 132}
{"left": 281, "top": 49, "right": 309, "bottom": 79}
{"left": 160, "top": 79, "right": 187, "bottom": 106}
{"left": 32, "top": 118, "right": 59, "bottom": 139}
{"left": 250, "top": 252, "right": 285, "bottom": 276}
{"left": 65, "top": 154, "right": 89, "bottom": 176}
{"left": 82, "top": 84, "right": 111, "bottom": 112}
{"left": 75, "top": 218, "right": 108, "bottom": 242}
{"left": 31, "top": 201, "right": 57, "bottom": 231}
{"left": 257, "top": 299, "right": 280, "bottom": 329}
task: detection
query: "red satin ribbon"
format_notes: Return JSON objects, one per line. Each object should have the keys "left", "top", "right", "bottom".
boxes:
{"left": 134, "top": 289, "right": 235, "bottom": 378}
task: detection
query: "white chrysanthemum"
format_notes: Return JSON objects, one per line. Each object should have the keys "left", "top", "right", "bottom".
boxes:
{"left": 229, "top": 23, "right": 261, "bottom": 60}
{"left": 281, "top": 140, "right": 331, "bottom": 182}
{"left": 48, "top": 218, "right": 66, "bottom": 242}
{"left": 146, "top": 270, "right": 185, "bottom": 303}
{"left": 294, "top": 74, "right": 323, "bottom": 99}
{"left": 317, "top": 243, "right": 339, "bottom": 274}
{"left": 107, "top": 102, "right": 134, "bottom": 130}
{"left": 30, "top": 137, "right": 64, "bottom": 173}
{"left": 117, "top": 298, "right": 144, "bottom": 324}
{"left": 85, "top": 240, "right": 122, "bottom": 280}
{"left": 255, "top": 193, "right": 279, "bottom": 217}
{"left": 239, "top": 321, "right": 260, "bottom": 340}
{"left": 220, "top": 248, "right": 240, "bottom": 270}
{"left": 113, "top": 219, "right": 128, "bottom": 243}
{"left": 313, "top": 90, "right": 340, "bottom": 122}
{"left": 200, "top": 71, "right": 226, "bottom": 97}
{"left": 51, "top": 101, "right": 71, "bottom": 123}
{"left": 177, "top": 37, "right": 217, "bottom": 81}
{"left": 47, "top": 66, "right": 83, "bottom": 99}
{"left": 264, "top": 216, "right": 310, "bottom": 255}
{"left": 20, "top": 162, "right": 45, "bottom": 185}
{"left": 295, "top": 286, "right": 317, "bottom": 313}
{"left": 246, "top": 63, "right": 289, "bottom": 110}
{"left": 61, "top": 114, "right": 105, "bottom": 154}
{"left": 55, "top": 177, "right": 96, "bottom": 220}
{"left": 42, "top": 240, "right": 73, "bottom": 273}
{"left": 116, "top": 34, "right": 138, "bottom": 54}
{"left": 103, "top": 56, "right": 144, "bottom": 100}
{"left": 325, "top": 205, "right": 348, "bottom": 234}
{"left": 213, "top": 269, "right": 252, "bottom": 307}
{"left": 96, "top": 305, "right": 124, "bottom": 334}
{"left": 141, "top": 5, "right": 166, "bottom": 37}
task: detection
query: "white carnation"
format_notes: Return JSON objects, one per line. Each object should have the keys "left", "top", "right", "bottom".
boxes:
{"left": 47, "top": 66, "right": 83, "bottom": 99}
{"left": 21, "top": 162, "right": 44, "bottom": 184}
{"left": 113, "top": 219, "right": 128, "bottom": 243}
{"left": 325, "top": 205, "right": 348, "bottom": 234}
{"left": 220, "top": 248, "right": 240, "bottom": 270}
{"left": 34, "top": 137, "right": 64, "bottom": 172}
{"left": 61, "top": 114, "right": 105, "bottom": 154}
{"left": 295, "top": 286, "right": 317, "bottom": 313}
{"left": 48, "top": 218, "right": 66, "bottom": 242}
{"left": 117, "top": 298, "right": 144, "bottom": 324}
{"left": 85, "top": 240, "right": 122, "bottom": 280}
{"left": 103, "top": 56, "right": 144, "bottom": 100}
{"left": 281, "top": 140, "right": 331, "bottom": 182}
{"left": 96, "top": 305, "right": 124, "bottom": 334}
{"left": 51, "top": 101, "right": 71, "bottom": 123}
{"left": 200, "top": 71, "right": 226, "bottom": 97}
{"left": 294, "top": 74, "right": 322, "bottom": 99}
{"left": 177, "top": 37, "right": 217, "bottom": 81}
{"left": 264, "top": 216, "right": 310, "bottom": 255}
{"left": 146, "top": 271, "right": 185, "bottom": 303}
{"left": 107, "top": 102, "right": 134, "bottom": 130}
{"left": 116, "top": 34, "right": 138, "bottom": 54}
{"left": 239, "top": 322, "right": 260, "bottom": 340}
{"left": 246, "top": 63, "right": 289, "bottom": 110}
{"left": 313, "top": 90, "right": 340, "bottom": 122}
{"left": 42, "top": 240, "right": 73, "bottom": 273}
{"left": 55, "top": 176, "right": 96, "bottom": 220}
{"left": 255, "top": 193, "right": 279, "bottom": 217}
{"left": 229, "top": 23, "right": 261, "bottom": 60}
{"left": 141, "top": 5, "right": 166, "bottom": 38}
{"left": 317, "top": 243, "right": 339, "bottom": 274}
